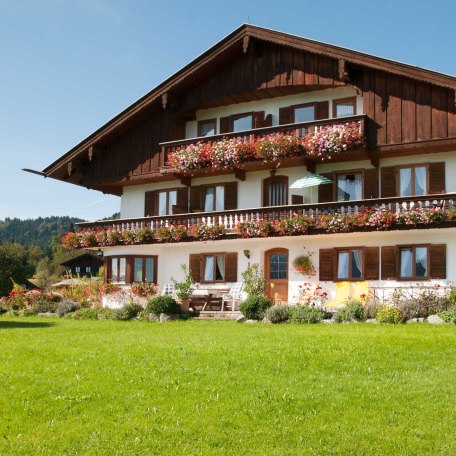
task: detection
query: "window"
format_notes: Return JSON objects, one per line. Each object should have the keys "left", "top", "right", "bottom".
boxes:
{"left": 232, "top": 113, "right": 253, "bottom": 132}
{"left": 197, "top": 119, "right": 216, "bottom": 137}
{"left": 110, "top": 257, "right": 126, "bottom": 283}
{"left": 398, "top": 165, "right": 427, "bottom": 196}
{"left": 108, "top": 256, "right": 156, "bottom": 283}
{"left": 203, "top": 254, "right": 225, "bottom": 282}
{"left": 336, "top": 172, "right": 363, "bottom": 201}
{"left": 85, "top": 267, "right": 91, "bottom": 273}
{"left": 204, "top": 185, "right": 224, "bottom": 211}
{"left": 75, "top": 267, "right": 81, "bottom": 273}
{"left": 269, "top": 253, "right": 288, "bottom": 279}
{"left": 263, "top": 176, "right": 288, "bottom": 206}
{"left": 133, "top": 257, "right": 156, "bottom": 283}
{"left": 333, "top": 97, "right": 356, "bottom": 118}
{"left": 337, "top": 249, "right": 363, "bottom": 280}
{"left": 158, "top": 189, "right": 177, "bottom": 216}
{"left": 399, "top": 246, "right": 428, "bottom": 279}
{"left": 293, "top": 103, "right": 316, "bottom": 123}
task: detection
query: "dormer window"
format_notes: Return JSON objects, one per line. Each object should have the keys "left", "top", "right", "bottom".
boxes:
{"left": 197, "top": 119, "right": 216, "bottom": 137}
{"left": 333, "top": 97, "right": 356, "bottom": 118}
{"left": 232, "top": 113, "right": 253, "bottom": 132}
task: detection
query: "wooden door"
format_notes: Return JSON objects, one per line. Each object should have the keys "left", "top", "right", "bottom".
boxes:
{"left": 265, "top": 248, "right": 289, "bottom": 304}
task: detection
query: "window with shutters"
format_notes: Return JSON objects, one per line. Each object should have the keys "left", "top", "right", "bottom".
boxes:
{"left": 292, "top": 103, "right": 316, "bottom": 123}
{"left": 398, "top": 165, "right": 427, "bottom": 196}
{"left": 110, "top": 257, "right": 127, "bottom": 283}
{"left": 204, "top": 185, "right": 224, "bottom": 211}
{"left": 158, "top": 189, "right": 177, "bottom": 215}
{"left": 197, "top": 119, "right": 216, "bottom": 137}
{"left": 232, "top": 113, "right": 253, "bottom": 132}
{"left": 85, "top": 267, "right": 91, "bottom": 273}
{"left": 133, "top": 256, "right": 157, "bottom": 283}
{"left": 399, "top": 246, "right": 429, "bottom": 279}
{"left": 107, "top": 256, "right": 157, "bottom": 283}
{"left": 203, "top": 253, "right": 226, "bottom": 283}
{"left": 75, "top": 267, "right": 81, "bottom": 274}
{"left": 336, "top": 172, "right": 363, "bottom": 201}
{"left": 336, "top": 248, "right": 364, "bottom": 280}
{"left": 263, "top": 176, "right": 288, "bottom": 207}
{"left": 333, "top": 97, "right": 356, "bottom": 118}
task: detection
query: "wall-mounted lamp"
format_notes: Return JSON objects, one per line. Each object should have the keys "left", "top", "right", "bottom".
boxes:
{"left": 243, "top": 249, "right": 251, "bottom": 259}
{"left": 97, "top": 248, "right": 103, "bottom": 258}
{"left": 270, "top": 168, "right": 277, "bottom": 177}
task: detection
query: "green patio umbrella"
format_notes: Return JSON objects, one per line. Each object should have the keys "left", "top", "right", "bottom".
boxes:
{"left": 289, "top": 174, "right": 332, "bottom": 189}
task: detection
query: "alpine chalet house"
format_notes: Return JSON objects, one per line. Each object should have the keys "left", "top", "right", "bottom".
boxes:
{"left": 38, "top": 25, "right": 456, "bottom": 309}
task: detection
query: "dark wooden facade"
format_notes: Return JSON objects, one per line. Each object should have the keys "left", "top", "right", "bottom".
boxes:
{"left": 61, "top": 253, "right": 103, "bottom": 277}
{"left": 41, "top": 25, "right": 456, "bottom": 196}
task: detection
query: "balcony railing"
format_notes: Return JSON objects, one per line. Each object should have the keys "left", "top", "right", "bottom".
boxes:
{"left": 159, "top": 114, "right": 366, "bottom": 169}
{"left": 78, "top": 193, "right": 456, "bottom": 234}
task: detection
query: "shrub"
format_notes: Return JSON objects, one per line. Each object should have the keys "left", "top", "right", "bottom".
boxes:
{"left": 444, "top": 287, "right": 456, "bottom": 308}
{"left": 33, "top": 299, "right": 57, "bottom": 314}
{"left": 146, "top": 295, "right": 179, "bottom": 316}
{"left": 376, "top": 306, "right": 403, "bottom": 324}
{"left": 70, "top": 308, "right": 101, "bottom": 320}
{"left": 335, "top": 299, "right": 365, "bottom": 323}
{"left": 241, "top": 264, "right": 265, "bottom": 297}
{"left": 97, "top": 308, "right": 115, "bottom": 320}
{"left": 290, "top": 306, "right": 325, "bottom": 324}
{"left": 363, "top": 299, "right": 381, "bottom": 320}
{"left": 438, "top": 308, "right": 456, "bottom": 324}
{"left": 171, "top": 264, "right": 195, "bottom": 300}
{"left": 239, "top": 296, "right": 272, "bottom": 320}
{"left": 113, "top": 303, "right": 143, "bottom": 321}
{"left": 265, "top": 305, "right": 290, "bottom": 324}
{"left": 56, "top": 301, "right": 79, "bottom": 317}
{"left": 390, "top": 287, "right": 449, "bottom": 319}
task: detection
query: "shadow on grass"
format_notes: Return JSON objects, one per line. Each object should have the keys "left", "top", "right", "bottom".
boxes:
{"left": 0, "top": 321, "right": 56, "bottom": 329}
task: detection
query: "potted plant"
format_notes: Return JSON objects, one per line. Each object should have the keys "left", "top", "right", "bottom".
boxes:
{"left": 171, "top": 264, "right": 195, "bottom": 312}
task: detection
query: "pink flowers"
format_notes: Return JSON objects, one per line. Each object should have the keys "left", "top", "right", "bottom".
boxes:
{"left": 305, "top": 122, "right": 364, "bottom": 160}
{"left": 167, "top": 123, "right": 364, "bottom": 174}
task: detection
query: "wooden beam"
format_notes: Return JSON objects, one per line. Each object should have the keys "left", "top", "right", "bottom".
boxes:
{"left": 243, "top": 35, "right": 250, "bottom": 54}
{"left": 179, "top": 175, "right": 191, "bottom": 187}
{"left": 338, "top": 58, "right": 349, "bottom": 82}
{"left": 88, "top": 144, "right": 105, "bottom": 162}
{"left": 234, "top": 168, "right": 246, "bottom": 181}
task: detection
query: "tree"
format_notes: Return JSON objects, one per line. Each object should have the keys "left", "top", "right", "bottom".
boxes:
{"left": 0, "top": 243, "right": 34, "bottom": 296}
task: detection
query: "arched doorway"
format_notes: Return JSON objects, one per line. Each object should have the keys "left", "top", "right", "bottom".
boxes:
{"left": 264, "top": 248, "right": 289, "bottom": 304}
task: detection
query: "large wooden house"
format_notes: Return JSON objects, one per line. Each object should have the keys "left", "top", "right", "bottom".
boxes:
{"left": 39, "top": 25, "right": 456, "bottom": 307}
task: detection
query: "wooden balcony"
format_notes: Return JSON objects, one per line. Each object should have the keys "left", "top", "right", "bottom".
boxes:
{"left": 78, "top": 193, "right": 456, "bottom": 235}
{"left": 158, "top": 114, "right": 367, "bottom": 174}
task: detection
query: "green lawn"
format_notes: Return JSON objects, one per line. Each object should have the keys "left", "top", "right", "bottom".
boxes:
{"left": 0, "top": 318, "right": 455, "bottom": 455}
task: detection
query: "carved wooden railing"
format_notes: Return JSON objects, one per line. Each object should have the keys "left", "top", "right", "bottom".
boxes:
{"left": 159, "top": 114, "right": 366, "bottom": 167}
{"left": 77, "top": 193, "right": 455, "bottom": 233}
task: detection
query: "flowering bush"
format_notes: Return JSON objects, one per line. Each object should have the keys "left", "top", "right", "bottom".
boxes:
{"left": 305, "top": 122, "right": 364, "bottom": 160}
{"left": 237, "top": 219, "right": 272, "bottom": 238}
{"left": 295, "top": 282, "right": 328, "bottom": 307}
{"left": 376, "top": 305, "right": 404, "bottom": 324}
{"left": 167, "top": 142, "right": 209, "bottom": 173}
{"left": 130, "top": 282, "right": 159, "bottom": 298}
{"left": 61, "top": 206, "right": 456, "bottom": 250}
{"left": 61, "top": 232, "right": 80, "bottom": 250}
{"left": 167, "top": 124, "right": 364, "bottom": 174}
{"left": 189, "top": 224, "right": 225, "bottom": 241}
{"left": 0, "top": 288, "right": 62, "bottom": 315}
{"left": 255, "top": 132, "right": 304, "bottom": 162}
{"left": 292, "top": 250, "right": 316, "bottom": 277}
{"left": 275, "top": 216, "right": 315, "bottom": 236}
{"left": 156, "top": 225, "right": 188, "bottom": 243}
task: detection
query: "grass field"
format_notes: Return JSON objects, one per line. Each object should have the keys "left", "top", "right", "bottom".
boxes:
{"left": 0, "top": 317, "right": 455, "bottom": 455}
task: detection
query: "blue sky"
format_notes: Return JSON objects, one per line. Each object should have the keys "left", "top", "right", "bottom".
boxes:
{"left": 1, "top": 0, "right": 455, "bottom": 221}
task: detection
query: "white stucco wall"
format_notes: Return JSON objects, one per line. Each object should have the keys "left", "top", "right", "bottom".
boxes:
{"left": 185, "top": 86, "right": 362, "bottom": 139}
{"left": 121, "top": 150, "right": 456, "bottom": 219}
{"left": 101, "top": 228, "right": 456, "bottom": 307}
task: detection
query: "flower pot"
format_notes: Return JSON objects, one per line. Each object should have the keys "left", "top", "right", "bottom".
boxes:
{"left": 177, "top": 299, "right": 190, "bottom": 313}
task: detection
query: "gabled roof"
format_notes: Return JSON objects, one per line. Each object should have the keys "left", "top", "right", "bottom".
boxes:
{"left": 40, "top": 24, "right": 456, "bottom": 178}
{"left": 60, "top": 251, "right": 103, "bottom": 267}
